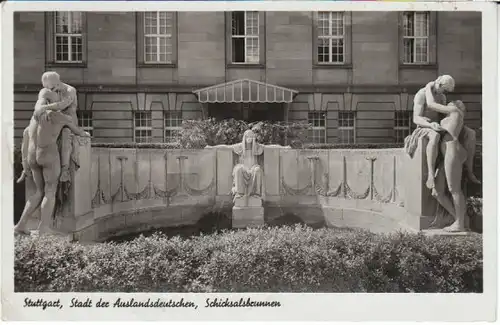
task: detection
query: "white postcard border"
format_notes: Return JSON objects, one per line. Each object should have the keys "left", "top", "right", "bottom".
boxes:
{"left": 1, "top": 1, "right": 498, "bottom": 322}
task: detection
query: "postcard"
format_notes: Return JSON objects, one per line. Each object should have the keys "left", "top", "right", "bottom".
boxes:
{"left": 1, "top": 0, "right": 498, "bottom": 322}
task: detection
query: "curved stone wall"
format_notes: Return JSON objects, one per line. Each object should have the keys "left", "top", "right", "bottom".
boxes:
{"left": 62, "top": 143, "right": 426, "bottom": 242}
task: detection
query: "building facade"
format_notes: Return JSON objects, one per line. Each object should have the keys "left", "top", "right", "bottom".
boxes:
{"left": 13, "top": 11, "right": 482, "bottom": 145}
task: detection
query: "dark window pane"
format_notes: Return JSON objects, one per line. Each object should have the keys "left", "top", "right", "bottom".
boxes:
{"left": 232, "top": 12, "right": 245, "bottom": 36}
{"left": 71, "top": 36, "right": 82, "bottom": 61}
{"left": 403, "top": 38, "right": 414, "bottom": 63}
{"left": 332, "top": 38, "right": 344, "bottom": 63}
{"left": 403, "top": 13, "right": 414, "bottom": 37}
{"left": 318, "top": 38, "right": 329, "bottom": 63}
{"left": 232, "top": 37, "right": 245, "bottom": 63}
{"left": 319, "top": 113, "right": 326, "bottom": 127}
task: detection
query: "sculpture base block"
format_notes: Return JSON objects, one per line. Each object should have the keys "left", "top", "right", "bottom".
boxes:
{"left": 422, "top": 229, "right": 476, "bottom": 237}
{"left": 234, "top": 196, "right": 262, "bottom": 207}
{"left": 232, "top": 206, "right": 264, "bottom": 228}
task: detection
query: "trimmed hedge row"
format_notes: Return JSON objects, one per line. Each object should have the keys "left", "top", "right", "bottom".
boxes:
{"left": 91, "top": 142, "right": 182, "bottom": 149}
{"left": 15, "top": 226, "right": 482, "bottom": 293}
{"left": 89, "top": 142, "right": 405, "bottom": 150}
{"left": 177, "top": 119, "right": 310, "bottom": 149}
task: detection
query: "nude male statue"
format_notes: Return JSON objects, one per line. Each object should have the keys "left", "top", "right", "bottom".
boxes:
{"left": 14, "top": 74, "right": 89, "bottom": 235}
{"left": 404, "top": 75, "right": 480, "bottom": 190}
{"left": 424, "top": 82, "right": 470, "bottom": 232}
{"left": 17, "top": 72, "right": 76, "bottom": 183}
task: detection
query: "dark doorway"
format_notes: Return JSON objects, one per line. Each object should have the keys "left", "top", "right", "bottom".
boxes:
{"left": 208, "top": 103, "right": 284, "bottom": 123}
{"left": 208, "top": 103, "right": 243, "bottom": 121}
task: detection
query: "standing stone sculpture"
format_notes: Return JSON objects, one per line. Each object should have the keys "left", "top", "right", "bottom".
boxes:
{"left": 15, "top": 72, "right": 90, "bottom": 235}
{"left": 206, "top": 129, "right": 290, "bottom": 227}
{"left": 404, "top": 75, "right": 480, "bottom": 232}
{"left": 424, "top": 83, "right": 472, "bottom": 232}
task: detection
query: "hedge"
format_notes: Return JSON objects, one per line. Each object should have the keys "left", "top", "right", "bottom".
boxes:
{"left": 15, "top": 225, "right": 482, "bottom": 293}
{"left": 91, "top": 142, "right": 182, "bottom": 149}
{"left": 303, "top": 143, "right": 404, "bottom": 149}
{"left": 178, "top": 119, "right": 310, "bottom": 149}
{"left": 89, "top": 142, "right": 403, "bottom": 150}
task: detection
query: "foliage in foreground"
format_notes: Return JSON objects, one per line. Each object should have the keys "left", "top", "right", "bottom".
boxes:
{"left": 15, "top": 225, "right": 482, "bottom": 293}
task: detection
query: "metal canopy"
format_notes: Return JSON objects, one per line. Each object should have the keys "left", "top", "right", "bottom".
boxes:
{"left": 193, "top": 79, "right": 299, "bottom": 103}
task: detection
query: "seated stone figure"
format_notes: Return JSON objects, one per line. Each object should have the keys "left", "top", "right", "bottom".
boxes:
{"left": 206, "top": 129, "right": 289, "bottom": 206}
{"left": 424, "top": 81, "right": 472, "bottom": 232}
{"left": 404, "top": 75, "right": 480, "bottom": 191}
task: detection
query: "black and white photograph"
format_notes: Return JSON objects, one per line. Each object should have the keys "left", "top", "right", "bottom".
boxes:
{"left": 1, "top": 0, "right": 498, "bottom": 322}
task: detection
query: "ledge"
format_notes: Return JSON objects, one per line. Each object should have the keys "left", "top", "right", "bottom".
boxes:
{"left": 45, "top": 62, "right": 88, "bottom": 68}
{"left": 226, "top": 63, "right": 265, "bottom": 69}
{"left": 313, "top": 64, "right": 353, "bottom": 70}
{"left": 14, "top": 83, "right": 483, "bottom": 94}
{"left": 399, "top": 63, "right": 438, "bottom": 70}
{"left": 137, "top": 63, "right": 177, "bottom": 69}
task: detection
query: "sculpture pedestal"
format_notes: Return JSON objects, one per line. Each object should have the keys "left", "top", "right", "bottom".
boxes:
{"left": 22, "top": 136, "right": 92, "bottom": 235}
{"left": 232, "top": 196, "right": 264, "bottom": 228}
{"left": 232, "top": 206, "right": 264, "bottom": 228}
{"left": 54, "top": 136, "right": 92, "bottom": 234}
{"left": 402, "top": 137, "right": 438, "bottom": 230}
{"left": 422, "top": 229, "right": 475, "bottom": 237}
{"left": 23, "top": 175, "right": 41, "bottom": 232}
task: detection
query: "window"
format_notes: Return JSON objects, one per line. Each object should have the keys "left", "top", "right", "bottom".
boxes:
{"left": 144, "top": 12, "right": 174, "bottom": 63}
{"left": 134, "top": 112, "right": 152, "bottom": 143}
{"left": 77, "top": 111, "right": 93, "bottom": 136}
{"left": 164, "top": 111, "right": 182, "bottom": 143}
{"left": 402, "top": 12, "right": 429, "bottom": 64}
{"left": 137, "top": 12, "right": 177, "bottom": 66}
{"left": 54, "top": 12, "right": 84, "bottom": 63}
{"left": 394, "top": 111, "right": 412, "bottom": 144}
{"left": 317, "top": 12, "right": 345, "bottom": 64}
{"left": 308, "top": 112, "right": 327, "bottom": 144}
{"left": 231, "top": 11, "right": 259, "bottom": 64}
{"left": 338, "top": 111, "right": 355, "bottom": 144}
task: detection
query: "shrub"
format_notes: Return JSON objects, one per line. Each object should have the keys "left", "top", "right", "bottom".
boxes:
{"left": 15, "top": 226, "right": 482, "bottom": 293}
{"left": 13, "top": 146, "right": 24, "bottom": 225}
{"left": 302, "top": 143, "right": 404, "bottom": 149}
{"left": 178, "top": 118, "right": 310, "bottom": 149}
{"left": 91, "top": 142, "right": 181, "bottom": 149}
{"left": 467, "top": 197, "right": 483, "bottom": 233}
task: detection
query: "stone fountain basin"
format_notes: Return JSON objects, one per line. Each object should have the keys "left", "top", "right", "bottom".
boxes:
{"left": 72, "top": 196, "right": 416, "bottom": 243}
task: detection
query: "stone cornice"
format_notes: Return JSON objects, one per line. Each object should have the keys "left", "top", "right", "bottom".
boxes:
{"left": 14, "top": 83, "right": 483, "bottom": 94}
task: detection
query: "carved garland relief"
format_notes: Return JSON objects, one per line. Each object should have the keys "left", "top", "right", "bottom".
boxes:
{"left": 280, "top": 154, "right": 404, "bottom": 206}
{"left": 91, "top": 152, "right": 216, "bottom": 208}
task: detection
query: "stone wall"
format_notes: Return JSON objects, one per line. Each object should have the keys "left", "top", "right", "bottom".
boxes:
{"left": 13, "top": 91, "right": 482, "bottom": 146}
{"left": 62, "top": 145, "right": 446, "bottom": 242}
{"left": 13, "top": 11, "right": 482, "bottom": 145}
{"left": 13, "top": 92, "right": 202, "bottom": 143}
{"left": 14, "top": 11, "right": 482, "bottom": 86}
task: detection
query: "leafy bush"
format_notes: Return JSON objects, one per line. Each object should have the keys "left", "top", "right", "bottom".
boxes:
{"left": 15, "top": 226, "right": 482, "bottom": 293}
{"left": 13, "top": 146, "right": 24, "bottom": 225}
{"left": 178, "top": 118, "right": 310, "bottom": 149}
{"left": 91, "top": 142, "right": 181, "bottom": 149}
{"left": 467, "top": 197, "right": 482, "bottom": 233}
{"left": 303, "top": 143, "right": 404, "bottom": 149}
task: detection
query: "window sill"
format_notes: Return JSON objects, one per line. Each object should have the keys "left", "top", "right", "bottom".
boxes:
{"left": 226, "top": 63, "right": 265, "bottom": 69}
{"left": 46, "top": 62, "right": 87, "bottom": 68}
{"left": 313, "top": 64, "right": 353, "bottom": 69}
{"left": 399, "top": 63, "right": 438, "bottom": 70}
{"left": 137, "top": 63, "right": 177, "bottom": 68}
